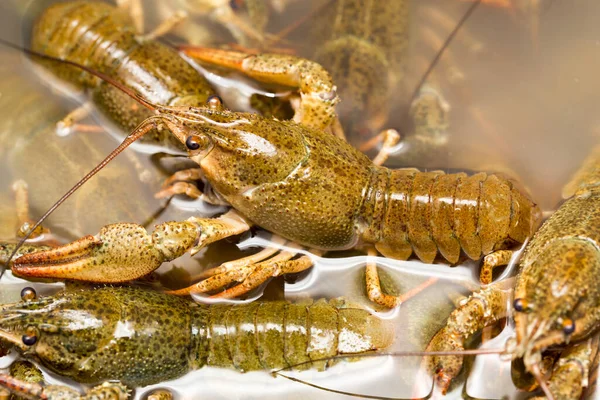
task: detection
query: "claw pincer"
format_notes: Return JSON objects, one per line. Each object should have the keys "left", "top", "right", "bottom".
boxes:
{"left": 12, "top": 222, "right": 200, "bottom": 282}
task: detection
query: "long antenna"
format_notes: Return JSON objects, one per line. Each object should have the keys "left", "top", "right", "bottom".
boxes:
{"left": 272, "top": 372, "right": 422, "bottom": 400}
{"left": 0, "top": 39, "right": 162, "bottom": 278}
{"left": 265, "top": 0, "right": 336, "bottom": 47}
{"left": 273, "top": 348, "right": 505, "bottom": 372}
{"left": 409, "top": 0, "right": 483, "bottom": 102}
{"left": 0, "top": 39, "right": 156, "bottom": 111}
{"left": 271, "top": 348, "right": 505, "bottom": 398}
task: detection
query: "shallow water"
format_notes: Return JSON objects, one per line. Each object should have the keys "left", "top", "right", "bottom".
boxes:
{"left": 0, "top": 0, "right": 599, "bottom": 399}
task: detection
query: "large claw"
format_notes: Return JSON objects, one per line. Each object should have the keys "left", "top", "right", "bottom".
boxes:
{"left": 12, "top": 222, "right": 199, "bottom": 283}
{"left": 424, "top": 327, "right": 465, "bottom": 394}
{"left": 11, "top": 211, "right": 251, "bottom": 284}
{"left": 179, "top": 46, "right": 340, "bottom": 131}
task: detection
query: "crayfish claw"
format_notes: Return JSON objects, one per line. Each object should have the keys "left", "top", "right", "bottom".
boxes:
{"left": 180, "top": 47, "right": 339, "bottom": 131}
{"left": 10, "top": 217, "right": 245, "bottom": 284}
{"left": 12, "top": 224, "right": 164, "bottom": 283}
{"left": 0, "top": 371, "right": 130, "bottom": 400}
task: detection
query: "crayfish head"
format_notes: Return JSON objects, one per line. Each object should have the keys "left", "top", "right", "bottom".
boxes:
{"left": 0, "top": 287, "right": 119, "bottom": 378}
{"left": 510, "top": 238, "right": 600, "bottom": 373}
{"left": 0, "top": 286, "right": 194, "bottom": 386}
{"left": 179, "top": 106, "right": 308, "bottom": 199}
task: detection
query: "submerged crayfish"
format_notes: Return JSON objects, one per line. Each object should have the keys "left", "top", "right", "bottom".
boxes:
{"left": 4, "top": 30, "right": 541, "bottom": 308}
{"left": 425, "top": 146, "right": 600, "bottom": 398}
{"left": 0, "top": 285, "right": 393, "bottom": 399}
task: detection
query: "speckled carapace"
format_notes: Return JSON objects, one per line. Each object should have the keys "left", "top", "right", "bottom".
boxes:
{"left": 0, "top": 285, "right": 393, "bottom": 396}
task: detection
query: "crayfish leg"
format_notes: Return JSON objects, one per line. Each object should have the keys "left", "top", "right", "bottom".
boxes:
{"left": 155, "top": 167, "right": 229, "bottom": 205}
{"left": 370, "top": 129, "right": 401, "bottom": 167}
{"left": 480, "top": 249, "right": 514, "bottom": 284}
{"left": 169, "top": 242, "right": 314, "bottom": 299}
{"left": 12, "top": 180, "right": 52, "bottom": 241}
{"left": 424, "top": 284, "right": 509, "bottom": 394}
{"left": 364, "top": 248, "right": 438, "bottom": 308}
{"left": 55, "top": 101, "right": 94, "bottom": 137}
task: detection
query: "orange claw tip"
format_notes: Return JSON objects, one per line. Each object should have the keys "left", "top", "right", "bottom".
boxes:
{"left": 12, "top": 259, "right": 95, "bottom": 281}
{"left": 12, "top": 235, "right": 98, "bottom": 264}
{"left": 11, "top": 235, "right": 100, "bottom": 280}
{"left": 435, "top": 371, "right": 453, "bottom": 395}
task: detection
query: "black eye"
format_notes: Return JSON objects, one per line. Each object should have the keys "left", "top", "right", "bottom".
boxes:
{"left": 20, "top": 287, "right": 37, "bottom": 301}
{"left": 513, "top": 298, "right": 528, "bottom": 312}
{"left": 185, "top": 135, "right": 202, "bottom": 151}
{"left": 207, "top": 94, "right": 223, "bottom": 110}
{"left": 22, "top": 334, "right": 37, "bottom": 346}
{"left": 22, "top": 326, "right": 38, "bottom": 346}
{"left": 562, "top": 319, "right": 575, "bottom": 335}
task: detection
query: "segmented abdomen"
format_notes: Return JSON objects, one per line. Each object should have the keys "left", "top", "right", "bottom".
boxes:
{"left": 31, "top": 1, "right": 139, "bottom": 86}
{"left": 192, "top": 299, "right": 393, "bottom": 372}
{"left": 361, "top": 168, "right": 541, "bottom": 264}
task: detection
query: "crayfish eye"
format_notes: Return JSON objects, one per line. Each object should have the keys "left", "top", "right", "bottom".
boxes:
{"left": 20, "top": 287, "right": 37, "bottom": 301}
{"left": 22, "top": 326, "right": 38, "bottom": 346}
{"left": 207, "top": 94, "right": 223, "bottom": 110}
{"left": 513, "top": 298, "right": 528, "bottom": 312}
{"left": 185, "top": 135, "right": 202, "bottom": 151}
{"left": 562, "top": 319, "right": 575, "bottom": 335}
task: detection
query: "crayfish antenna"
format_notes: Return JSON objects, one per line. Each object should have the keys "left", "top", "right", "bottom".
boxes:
{"left": 0, "top": 38, "right": 157, "bottom": 112}
{"left": 0, "top": 39, "right": 168, "bottom": 278}
{"left": 270, "top": 348, "right": 505, "bottom": 399}
{"left": 409, "top": 0, "right": 483, "bottom": 103}
{"left": 262, "top": 0, "right": 336, "bottom": 49}
{"left": 272, "top": 348, "right": 506, "bottom": 373}
{"left": 272, "top": 370, "right": 429, "bottom": 400}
